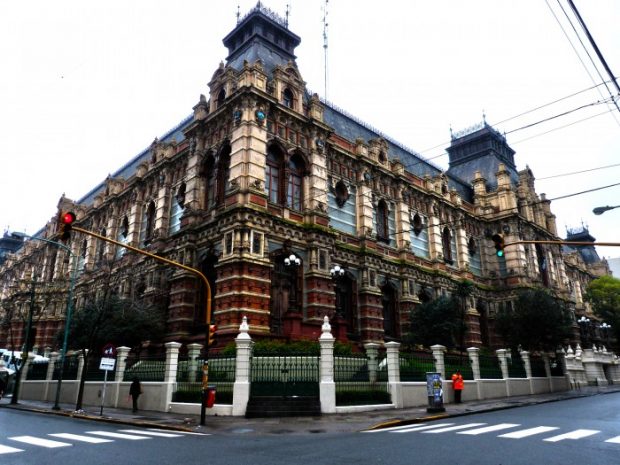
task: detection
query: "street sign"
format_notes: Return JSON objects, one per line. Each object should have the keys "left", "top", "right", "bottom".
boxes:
{"left": 99, "top": 357, "right": 116, "bottom": 371}
{"left": 102, "top": 344, "right": 116, "bottom": 357}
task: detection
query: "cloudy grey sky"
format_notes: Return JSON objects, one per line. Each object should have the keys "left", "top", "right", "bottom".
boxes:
{"left": 2, "top": 0, "right": 619, "bottom": 260}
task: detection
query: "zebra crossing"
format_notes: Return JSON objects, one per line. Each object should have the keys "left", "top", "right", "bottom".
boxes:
{"left": 0, "top": 428, "right": 204, "bottom": 456}
{"left": 364, "top": 421, "right": 620, "bottom": 444}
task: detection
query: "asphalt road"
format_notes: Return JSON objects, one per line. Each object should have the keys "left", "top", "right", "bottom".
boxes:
{"left": 2, "top": 393, "right": 620, "bottom": 465}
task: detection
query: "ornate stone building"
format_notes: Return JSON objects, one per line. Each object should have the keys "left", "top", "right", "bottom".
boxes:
{"left": 0, "top": 5, "right": 607, "bottom": 353}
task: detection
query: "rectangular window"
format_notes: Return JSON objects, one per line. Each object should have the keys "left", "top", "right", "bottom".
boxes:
{"left": 265, "top": 164, "right": 279, "bottom": 203}
{"left": 251, "top": 231, "right": 263, "bottom": 256}
{"left": 224, "top": 232, "right": 234, "bottom": 256}
{"left": 169, "top": 195, "right": 184, "bottom": 234}
{"left": 327, "top": 187, "right": 357, "bottom": 235}
{"left": 469, "top": 247, "right": 483, "bottom": 277}
{"left": 287, "top": 174, "right": 302, "bottom": 210}
{"left": 319, "top": 250, "right": 327, "bottom": 270}
{"left": 410, "top": 216, "right": 430, "bottom": 259}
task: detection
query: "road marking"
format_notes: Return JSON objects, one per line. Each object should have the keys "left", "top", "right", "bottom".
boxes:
{"left": 458, "top": 423, "right": 520, "bottom": 435}
{"left": 9, "top": 436, "right": 72, "bottom": 448}
{"left": 147, "top": 428, "right": 210, "bottom": 436}
{"left": 119, "top": 429, "right": 183, "bottom": 438}
{"left": 544, "top": 429, "right": 600, "bottom": 442}
{"left": 499, "top": 426, "right": 559, "bottom": 438}
{"left": 49, "top": 433, "right": 114, "bottom": 443}
{"left": 422, "top": 423, "right": 487, "bottom": 433}
{"left": 604, "top": 436, "right": 620, "bottom": 444}
{"left": 363, "top": 423, "right": 428, "bottom": 433}
{"left": 392, "top": 423, "right": 456, "bottom": 433}
{"left": 86, "top": 431, "right": 150, "bottom": 440}
{"left": 0, "top": 445, "right": 24, "bottom": 455}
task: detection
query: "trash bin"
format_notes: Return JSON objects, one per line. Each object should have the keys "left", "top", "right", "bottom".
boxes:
{"left": 206, "top": 385, "right": 216, "bottom": 408}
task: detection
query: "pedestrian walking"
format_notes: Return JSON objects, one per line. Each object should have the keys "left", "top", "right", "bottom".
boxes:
{"left": 451, "top": 369, "right": 464, "bottom": 403}
{"left": 129, "top": 377, "right": 142, "bottom": 413}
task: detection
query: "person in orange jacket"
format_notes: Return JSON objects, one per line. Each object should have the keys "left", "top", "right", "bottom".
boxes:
{"left": 451, "top": 369, "right": 464, "bottom": 403}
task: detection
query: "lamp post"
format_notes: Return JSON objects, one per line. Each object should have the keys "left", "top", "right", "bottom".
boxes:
{"left": 11, "top": 232, "right": 78, "bottom": 410}
{"left": 577, "top": 316, "right": 591, "bottom": 348}
{"left": 593, "top": 205, "right": 620, "bottom": 215}
{"left": 599, "top": 322, "right": 612, "bottom": 349}
{"left": 329, "top": 264, "right": 345, "bottom": 316}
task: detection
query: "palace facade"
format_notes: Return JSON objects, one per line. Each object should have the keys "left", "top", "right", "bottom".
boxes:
{"left": 0, "top": 5, "right": 608, "bottom": 353}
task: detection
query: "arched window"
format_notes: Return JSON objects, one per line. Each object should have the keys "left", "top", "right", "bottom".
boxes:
{"left": 376, "top": 200, "right": 389, "bottom": 243}
{"left": 216, "top": 144, "right": 231, "bottom": 204}
{"left": 442, "top": 227, "right": 453, "bottom": 263}
{"left": 202, "top": 154, "right": 216, "bottom": 209}
{"left": 116, "top": 216, "right": 129, "bottom": 259}
{"left": 141, "top": 201, "right": 156, "bottom": 246}
{"left": 217, "top": 88, "right": 226, "bottom": 108}
{"left": 287, "top": 154, "right": 304, "bottom": 210}
{"left": 282, "top": 87, "right": 294, "bottom": 108}
{"left": 265, "top": 146, "right": 283, "bottom": 203}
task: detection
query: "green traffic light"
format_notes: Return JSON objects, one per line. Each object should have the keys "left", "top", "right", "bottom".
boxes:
{"left": 496, "top": 250, "right": 504, "bottom": 258}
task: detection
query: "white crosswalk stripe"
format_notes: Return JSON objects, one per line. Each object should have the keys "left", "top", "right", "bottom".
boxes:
{"left": 499, "top": 426, "right": 560, "bottom": 439}
{"left": 392, "top": 423, "right": 456, "bottom": 434}
{"left": 86, "top": 431, "right": 151, "bottom": 440}
{"left": 119, "top": 429, "right": 184, "bottom": 438}
{"left": 363, "top": 423, "right": 429, "bottom": 433}
{"left": 604, "top": 435, "right": 620, "bottom": 444}
{"left": 543, "top": 429, "right": 600, "bottom": 442}
{"left": 457, "top": 423, "right": 521, "bottom": 435}
{"left": 0, "top": 444, "right": 24, "bottom": 455}
{"left": 422, "top": 423, "right": 487, "bottom": 433}
{"left": 9, "top": 436, "right": 72, "bottom": 448}
{"left": 49, "top": 433, "right": 114, "bottom": 443}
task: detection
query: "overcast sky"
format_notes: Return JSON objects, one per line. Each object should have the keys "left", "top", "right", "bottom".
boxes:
{"left": 2, "top": 0, "right": 619, "bottom": 262}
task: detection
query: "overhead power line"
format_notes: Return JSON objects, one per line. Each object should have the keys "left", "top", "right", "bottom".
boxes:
{"left": 537, "top": 162, "right": 620, "bottom": 180}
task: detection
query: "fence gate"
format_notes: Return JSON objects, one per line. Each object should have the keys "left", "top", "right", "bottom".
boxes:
{"left": 249, "top": 353, "right": 319, "bottom": 398}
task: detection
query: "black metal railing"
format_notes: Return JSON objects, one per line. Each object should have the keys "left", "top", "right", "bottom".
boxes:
{"left": 123, "top": 355, "right": 165, "bottom": 382}
{"left": 172, "top": 355, "right": 236, "bottom": 404}
{"left": 399, "top": 351, "right": 436, "bottom": 381}
{"left": 444, "top": 353, "right": 474, "bottom": 380}
{"left": 251, "top": 353, "right": 319, "bottom": 398}
{"left": 478, "top": 354, "right": 503, "bottom": 379}
{"left": 507, "top": 354, "right": 527, "bottom": 378}
{"left": 53, "top": 356, "right": 79, "bottom": 380}
{"left": 85, "top": 357, "right": 116, "bottom": 381}
{"left": 334, "top": 354, "right": 390, "bottom": 405}
{"left": 529, "top": 356, "right": 547, "bottom": 377}
{"left": 27, "top": 362, "right": 48, "bottom": 380}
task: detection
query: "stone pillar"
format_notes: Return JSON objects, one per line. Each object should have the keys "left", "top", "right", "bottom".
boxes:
{"left": 555, "top": 348, "right": 567, "bottom": 375}
{"left": 521, "top": 351, "right": 532, "bottom": 378}
{"left": 161, "top": 342, "right": 182, "bottom": 412}
{"left": 431, "top": 344, "right": 446, "bottom": 379}
{"left": 47, "top": 352, "right": 59, "bottom": 381}
{"left": 115, "top": 346, "right": 131, "bottom": 382}
{"left": 385, "top": 341, "right": 403, "bottom": 408}
{"left": 232, "top": 317, "right": 252, "bottom": 416}
{"left": 20, "top": 353, "right": 35, "bottom": 384}
{"left": 364, "top": 343, "right": 380, "bottom": 384}
{"left": 467, "top": 347, "right": 481, "bottom": 380}
{"left": 76, "top": 350, "right": 87, "bottom": 383}
{"left": 496, "top": 349, "right": 509, "bottom": 379}
{"left": 43, "top": 346, "right": 52, "bottom": 358}
{"left": 319, "top": 316, "right": 336, "bottom": 413}
{"left": 187, "top": 343, "right": 203, "bottom": 383}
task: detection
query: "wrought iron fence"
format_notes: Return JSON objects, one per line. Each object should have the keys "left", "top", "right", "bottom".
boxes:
{"left": 334, "top": 354, "right": 390, "bottom": 405}
{"left": 529, "top": 356, "right": 547, "bottom": 377}
{"left": 399, "top": 351, "right": 435, "bottom": 381}
{"left": 444, "top": 353, "right": 474, "bottom": 380}
{"left": 478, "top": 354, "right": 503, "bottom": 379}
{"left": 250, "top": 353, "right": 319, "bottom": 398}
{"left": 172, "top": 355, "right": 236, "bottom": 404}
{"left": 123, "top": 355, "right": 165, "bottom": 382}
{"left": 507, "top": 353, "right": 527, "bottom": 378}
{"left": 27, "top": 362, "right": 48, "bottom": 380}
{"left": 53, "top": 355, "right": 79, "bottom": 380}
{"left": 85, "top": 357, "right": 116, "bottom": 381}
{"left": 549, "top": 358, "right": 564, "bottom": 376}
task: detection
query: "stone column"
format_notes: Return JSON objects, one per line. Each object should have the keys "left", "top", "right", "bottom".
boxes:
{"left": 47, "top": 352, "right": 59, "bottom": 381}
{"left": 431, "top": 344, "right": 446, "bottom": 379}
{"left": 161, "top": 342, "right": 182, "bottom": 412}
{"left": 364, "top": 343, "right": 380, "bottom": 384}
{"left": 232, "top": 317, "right": 252, "bottom": 416}
{"left": 115, "top": 346, "right": 131, "bottom": 382}
{"left": 19, "top": 353, "right": 35, "bottom": 384}
{"left": 385, "top": 341, "right": 403, "bottom": 408}
{"left": 467, "top": 347, "right": 481, "bottom": 379}
{"left": 496, "top": 349, "right": 509, "bottom": 379}
{"left": 187, "top": 343, "right": 203, "bottom": 383}
{"left": 521, "top": 351, "right": 532, "bottom": 378}
{"left": 319, "top": 316, "right": 336, "bottom": 413}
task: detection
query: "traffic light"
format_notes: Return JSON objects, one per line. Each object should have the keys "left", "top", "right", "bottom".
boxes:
{"left": 491, "top": 233, "right": 505, "bottom": 257}
{"left": 208, "top": 324, "right": 217, "bottom": 346}
{"left": 58, "top": 211, "right": 76, "bottom": 243}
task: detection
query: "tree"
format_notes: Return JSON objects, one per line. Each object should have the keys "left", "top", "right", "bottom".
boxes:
{"left": 406, "top": 296, "right": 460, "bottom": 348}
{"left": 495, "top": 288, "right": 572, "bottom": 351}
{"left": 585, "top": 275, "right": 620, "bottom": 346}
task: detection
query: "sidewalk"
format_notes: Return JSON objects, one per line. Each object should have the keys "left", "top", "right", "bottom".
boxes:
{"left": 3, "top": 385, "right": 620, "bottom": 436}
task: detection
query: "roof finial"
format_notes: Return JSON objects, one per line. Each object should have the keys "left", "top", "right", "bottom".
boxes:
{"left": 482, "top": 109, "right": 486, "bottom": 125}
{"left": 285, "top": 3, "right": 290, "bottom": 28}
{"left": 236, "top": 4, "right": 240, "bottom": 24}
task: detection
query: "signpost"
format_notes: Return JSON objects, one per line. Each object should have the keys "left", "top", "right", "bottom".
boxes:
{"left": 99, "top": 344, "right": 116, "bottom": 416}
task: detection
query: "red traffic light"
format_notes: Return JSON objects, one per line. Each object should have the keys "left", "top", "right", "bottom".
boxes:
{"left": 62, "top": 212, "right": 76, "bottom": 225}
{"left": 58, "top": 211, "right": 76, "bottom": 242}
{"left": 208, "top": 324, "right": 217, "bottom": 346}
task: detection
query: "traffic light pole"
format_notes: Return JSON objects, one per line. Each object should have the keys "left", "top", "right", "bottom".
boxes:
{"left": 70, "top": 226, "right": 213, "bottom": 425}
{"left": 505, "top": 240, "right": 620, "bottom": 248}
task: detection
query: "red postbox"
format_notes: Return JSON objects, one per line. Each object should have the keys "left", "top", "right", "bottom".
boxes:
{"left": 206, "top": 386, "right": 216, "bottom": 408}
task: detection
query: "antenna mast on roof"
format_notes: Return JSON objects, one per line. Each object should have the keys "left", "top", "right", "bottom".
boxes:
{"left": 322, "top": 0, "right": 329, "bottom": 100}
{"left": 236, "top": 4, "right": 241, "bottom": 24}
{"left": 285, "top": 3, "right": 290, "bottom": 28}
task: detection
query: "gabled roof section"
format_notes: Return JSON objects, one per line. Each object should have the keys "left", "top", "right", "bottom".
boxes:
{"left": 321, "top": 98, "right": 473, "bottom": 201}
{"left": 77, "top": 115, "right": 193, "bottom": 206}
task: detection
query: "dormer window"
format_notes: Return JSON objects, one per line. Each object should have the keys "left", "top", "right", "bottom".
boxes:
{"left": 378, "top": 150, "right": 387, "bottom": 163}
{"left": 282, "top": 87, "right": 294, "bottom": 109}
{"left": 217, "top": 88, "right": 226, "bottom": 108}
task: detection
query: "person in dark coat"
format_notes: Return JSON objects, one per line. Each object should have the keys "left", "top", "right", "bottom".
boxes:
{"left": 129, "top": 377, "right": 142, "bottom": 413}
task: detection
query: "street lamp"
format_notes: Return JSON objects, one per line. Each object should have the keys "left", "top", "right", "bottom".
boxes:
{"left": 577, "top": 316, "right": 591, "bottom": 348}
{"left": 599, "top": 322, "right": 612, "bottom": 348}
{"left": 593, "top": 205, "right": 620, "bottom": 215}
{"left": 11, "top": 232, "right": 78, "bottom": 410}
{"left": 330, "top": 264, "right": 346, "bottom": 318}
{"left": 284, "top": 253, "right": 301, "bottom": 267}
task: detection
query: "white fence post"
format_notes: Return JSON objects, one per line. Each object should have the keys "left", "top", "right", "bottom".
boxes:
{"left": 385, "top": 341, "right": 402, "bottom": 408}
{"left": 319, "top": 316, "right": 336, "bottom": 413}
{"left": 232, "top": 316, "right": 252, "bottom": 416}
{"left": 162, "top": 342, "right": 182, "bottom": 411}
{"left": 430, "top": 344, "right": 446, "bottom": 379}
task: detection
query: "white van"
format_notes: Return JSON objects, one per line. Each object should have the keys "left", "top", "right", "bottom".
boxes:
{"left": 1, "top": 350, "right": 48, "bottom": 372}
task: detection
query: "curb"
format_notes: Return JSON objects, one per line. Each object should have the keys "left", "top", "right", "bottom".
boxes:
{"left": 1, "top": 403, "right": 198, "bottom": 433}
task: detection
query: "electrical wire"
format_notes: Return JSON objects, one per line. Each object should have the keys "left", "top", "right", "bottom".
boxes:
{"left": 537, "top": 162, "right": 620, "bottom": 180}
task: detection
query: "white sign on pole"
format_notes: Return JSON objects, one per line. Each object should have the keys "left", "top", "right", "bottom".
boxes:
{"left": 99, "top": 357, "right": 116, "bottom": 371}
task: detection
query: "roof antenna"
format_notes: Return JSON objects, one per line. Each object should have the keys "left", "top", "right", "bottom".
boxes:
{"left": 322, "top": 0, "right": 329, "bottom": 100}
{"left": 285, "top": 3, "right": 290, "bottom": 28}
{"left": 236, "top": 4, "right": 241, "bottom": 24}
